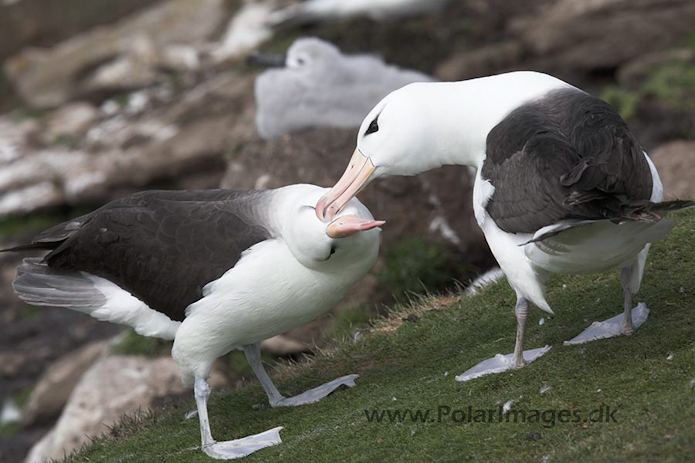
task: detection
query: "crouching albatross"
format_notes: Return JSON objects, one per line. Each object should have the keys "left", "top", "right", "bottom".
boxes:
{"left": 315, "top": 71, "right": 694, "bottom": 381}
{"left": 2, "top": 185, "right": 383, "bottom": 459}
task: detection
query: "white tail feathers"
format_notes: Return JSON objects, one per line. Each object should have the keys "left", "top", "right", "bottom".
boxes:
{"left": 14, "top": 259, "right": 180, "bottom": 340}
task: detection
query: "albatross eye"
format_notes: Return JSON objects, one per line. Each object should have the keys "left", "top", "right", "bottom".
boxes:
{"left": 365, "top": 119, "right": 379, "bottom": 135}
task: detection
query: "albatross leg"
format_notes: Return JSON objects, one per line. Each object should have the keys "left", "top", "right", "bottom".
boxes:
{"left": 455, "top": 297, "right": 551, "bottom": 382}
{"left": 193, "top": 377, "right": 282, "bottom": 459}
{"left": 243, "top": 343, "right": 358, "bottom": 407}
{"left": 512, "top": 297, "right": 529, "bottom": 369}
{"left": 620, "top": 267, "right": 635, "bottom": 335}
{"left": 563, "top": 266, "right": 650, "bottom": 346}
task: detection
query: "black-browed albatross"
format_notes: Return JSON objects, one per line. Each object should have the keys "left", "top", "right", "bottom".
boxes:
{"left": 2, "top": 184, "right": 383, "bottom": 459}
{"left": 315, "top": 71, "right": 694, "bottom": 381}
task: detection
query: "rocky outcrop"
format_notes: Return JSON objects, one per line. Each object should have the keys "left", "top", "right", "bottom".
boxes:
{"left": 4, "top": 0, "right": 234, "bottom": 108}
{"left": 20, "top": 340, "right": 111, "bottom": 427}
{"left": 0, "top": 72, "right": 256, "bottom": 218}
{"left": 511, "top": 0, "right": 695, "bottom": 73}
{"left": 0, "top": 0, "right": 160, "bottom": 63}
{"left": 651, "top": 141, "right": 695, "bottom": 199}
{"left": 437, "top": 0, "right": 695, "bottom": 81}
{"left": 23, "top": 355, "right": 228, "bottom": 463}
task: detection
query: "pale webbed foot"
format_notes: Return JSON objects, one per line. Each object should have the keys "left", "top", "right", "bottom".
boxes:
{"left": 271, "top": 374, "right": 359, "bottom": 407}
{"left": 202, "top": 427, "right": 283, "bottom": 460}
{"left": 455, "top": 346, "right": 552, "bottom": 383}
{"left": 563, "top": 303, "right": 649, "bottom": 346}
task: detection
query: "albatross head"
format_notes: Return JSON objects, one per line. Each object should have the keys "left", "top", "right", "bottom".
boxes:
{"left": 284, "top": 186, "right": 383, "bottom": 271}
{"left": 316, "top": 82, "right": 441, "bottom": 221}
{"left": 248, "top": 37, "right": 341, "bottom": 76}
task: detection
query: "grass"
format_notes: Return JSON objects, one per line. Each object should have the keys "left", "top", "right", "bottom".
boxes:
{"left": 110, "top": 329, "right": 171, "bottom": 357}
{"left": 66, "top": 211, "right": 695, "bottom": 463}
{"left": 602, "top": 53, "right": 695, "bottom": 121}
{"left": 377, "top": 237, "right": 460, "bottom": 300}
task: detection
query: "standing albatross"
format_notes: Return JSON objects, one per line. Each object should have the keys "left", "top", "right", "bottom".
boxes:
{"left": 315, "top": 71, "right": 693, "bottom": 379}
{"left": 2, "top": 185, "right": 383, "bottom": 459}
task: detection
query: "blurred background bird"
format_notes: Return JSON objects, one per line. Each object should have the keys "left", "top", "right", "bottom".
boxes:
{"left": 249, "top": 37, "right": 434, "bottom": 139}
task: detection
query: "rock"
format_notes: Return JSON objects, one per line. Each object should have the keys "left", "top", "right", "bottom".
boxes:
{"left": 260, "top": 335, "right": 309, "bottom": 356}
{"left": 43, "top": 102, "right": 99, "bottom": 142}
{"left": 0, "top": 72, "right": 256, "bottom": 218}
{"left": 83, "top": 54, "right": 159, "bottom": 94}
{"left": 435, "top": 41, "right": 523, "bottom": 81}
{"left": 0, "top": 351, "right": 24, "bottom": 378}
{"left": 212, "top": 1, "right": 275, "bottom": 62}
{"left": 617, "top": 48, "right": 695, "bottom": 87}
{"left": 650, "top": 141, "right": 695, "bottom": 199}
{"left": 4, "top": 0, "right": 232, "bottom": 107}
{"left": 221, "top": 127, "right": 492, "bottom": 278}
{"left": 22, "top": 355, "right": 206, "bottom": 463}
{"left": 0, "top": 117, "right": 36, "bottom": 163}
{"left": 21, "top": 340, "right": 111, "bottom": 426}
{"left": 510, "top": 0, "right": 695, "bottom": 73}
{"left": 0, "top": 0, "right": 160, "bottom": 63}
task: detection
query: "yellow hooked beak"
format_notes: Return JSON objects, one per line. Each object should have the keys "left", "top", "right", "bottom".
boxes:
{"left": 316, "top": 149, "right": 376, "bottom": 222}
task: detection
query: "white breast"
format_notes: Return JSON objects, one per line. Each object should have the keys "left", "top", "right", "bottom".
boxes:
{"left": 173, "top": 238, "right": 374, "bottom": 377}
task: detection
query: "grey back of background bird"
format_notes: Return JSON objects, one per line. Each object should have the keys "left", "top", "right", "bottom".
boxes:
{"left": 254, "top": 38, "right": 434, "bottom": 139}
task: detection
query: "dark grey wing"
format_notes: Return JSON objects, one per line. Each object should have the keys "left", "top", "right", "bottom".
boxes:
{"left": 481, "top": 88, "right": 653, "bottom": 234}
{"left": 37, "top": 190, "right": 274, "bottom": 321}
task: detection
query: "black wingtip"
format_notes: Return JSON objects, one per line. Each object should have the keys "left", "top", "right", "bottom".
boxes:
{"left": 650, "top": 199, "right": 695, "bottom": 214}
{"left": 0, "top": 243, "right": 48, "bottom": 253}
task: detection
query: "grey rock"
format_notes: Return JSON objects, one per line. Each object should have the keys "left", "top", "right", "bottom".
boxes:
{"left": 617, "top": 48, "right": 695, "bottom": 87}
{"left": 23, "top": 356, "right": 190, "bottom": 463}
{"left": 0, "top": 72, "right": 256, "bottom": 218}
{"left": 21, "top": 340, "right": 111, "bottom": 426}
{"left": 43, "top": 103, "right": 99, "bottom": 141}
{"left": 0, "top": 0, "right": 160, "bottom": 63}
{"left": 4, "top": 0, "right": 231, "bottom": 108}
{"left": 511, "top": 0, "right": 695, "bottom": 72}
{"left": 651, "top": 141, "right": 695, "bottom": 199}
{"left": 435, "top": 41, "right": 523, "bottom": 82}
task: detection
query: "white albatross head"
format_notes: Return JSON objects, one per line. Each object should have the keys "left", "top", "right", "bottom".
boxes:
{"left": 248, "top": 37, "right": 342, "bottom": 75}
{"left": 279, "top": 185, "right": 384, "bottom": 271}
{"left": 315, "top": 82, "right": 443, "bottom": 221}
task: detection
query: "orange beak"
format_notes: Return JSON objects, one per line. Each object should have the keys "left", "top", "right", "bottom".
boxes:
{"left": 326, "top": 215, "right": 385, "bottom": 238}
{"left": 316, "top": 149, "right": 376, "bottom": 222}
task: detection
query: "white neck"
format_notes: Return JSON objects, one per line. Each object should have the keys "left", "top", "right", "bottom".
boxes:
{"left": 415, "top": 72, "right": 571, "bottom": 169}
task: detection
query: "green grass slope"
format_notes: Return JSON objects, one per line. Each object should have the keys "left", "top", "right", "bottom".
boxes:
{"left": 69, "top": 211, "right": 695, "bottom": 463}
